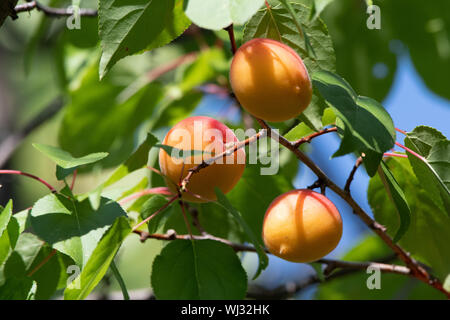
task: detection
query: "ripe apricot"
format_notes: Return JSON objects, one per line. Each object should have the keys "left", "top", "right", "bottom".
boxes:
{"left": 230, "top": 38, "right": 312, "bottom": 122}
{"left": 262, "top": 189, "right": 342, "bottom": 263}
{"left": 159, "top": 116, "right": 245, "bottom": 202}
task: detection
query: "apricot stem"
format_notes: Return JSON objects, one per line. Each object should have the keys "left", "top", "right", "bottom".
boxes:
{"left": 118, "top": 187, "right": 175, "bottom": 206}
{"left": 0, "top": 170, "right": 56, "bottom": 192}
{"left": 293, "top": 127, "right": 337, "bottom": 148}
{"left": 131, "top": 195, "right": 178, "bottom": 232}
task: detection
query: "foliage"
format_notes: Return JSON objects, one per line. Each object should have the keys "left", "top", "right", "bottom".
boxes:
{"left": 0, "top": 0, "right": 448, "bottom": 300}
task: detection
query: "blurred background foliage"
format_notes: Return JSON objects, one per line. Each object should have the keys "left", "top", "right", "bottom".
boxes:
{"left": 0, "top": 0, "right": 449, "bottom": 299}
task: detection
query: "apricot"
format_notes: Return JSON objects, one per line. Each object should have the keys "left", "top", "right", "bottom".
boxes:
{"left": 229, "top": 38, "right": 312, "bottom": 122}
{"left": 159, "top": 116, "right": 245, "bottom": 202}
{"left": 262, "top": 189, "right": 342, "bottom": 263}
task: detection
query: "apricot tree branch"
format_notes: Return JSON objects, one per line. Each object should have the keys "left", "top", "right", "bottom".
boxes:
{"left": 344, "top": 156, "right": 363, "bottom": 193}
{"left": 131, "top": 195, "right": 178, "bottom": 232}
{"left": 0, "top": 170, "right": 56, "bottom": 192}
{"left": 224, "top": 24, "right": 237, "bottom": 54}
{"left": 293, "top": 127, "right": 337, "bottom": 148}
{"left": 14, "top": 1, "right": 98, "bottom": 17}
{"left": 133, "top": 229, "right": 413, "bottom": 279}
{"left": 254, "top": 117, "right": 450, "bottom": 298}
{"left": 180, "top": 129, "right": 266, "bottom": 192}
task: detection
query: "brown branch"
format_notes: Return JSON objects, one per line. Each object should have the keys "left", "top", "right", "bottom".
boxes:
{"left": 147, "top": 52, "right": 197, "bottom": 83}
{"left": 27, "top": 249, "right": 57, "bottom": 277}
{"left": 133, "top": 230, "right": 408, "bottom": 273}
{"left": 254, "top": 117, "right": 450, "bottom": 298}
{"left": 180, "top": 129, "right": 266, "bottom": 192}
{"left": 344, "top": 156, "right": 363, "bottom": 193}
{"left": 247, "top": 255, "right": 399, "bottom": 300}
{"left": 292, "top": 127, "right": 337, "bottom": 148}
{"left": 132, "top": 195, "right": 178, "bottom": 232}
{"left": 14, "top": 1, "right": 98, "bottom": 17}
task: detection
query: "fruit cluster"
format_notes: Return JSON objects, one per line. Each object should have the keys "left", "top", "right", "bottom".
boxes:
{"left": 159, "top": 38, "right": 342, "bottom": 263}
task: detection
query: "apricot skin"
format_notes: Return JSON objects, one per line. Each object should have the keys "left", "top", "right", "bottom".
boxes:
{"left": 159, "top": 116, "right": 245, "bottom": 203}
{"left": 262, "top": 189, "right": 342, "bottom": 263}
{"left": 230, "top": 38, "right": 312, "bottom": 122}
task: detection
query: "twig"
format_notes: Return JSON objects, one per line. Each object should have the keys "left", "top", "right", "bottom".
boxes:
{"left": 118, "top": 187, "right": 174, "bottom": 206}
{"left": 254, "top": 117, "right": 449, "bottom": 298}
{"left": 395, "top": 141, "right": 426, "bottom": 161}
{"left": 14, "top": 1, "right": 98, "bottom": 17}
{"left": 180, "top": 129, "right": 266, "bottom": 192}
{"left": 344, "top": 156, "right": 363, "bottom": 193}
{"left": 147, "top": 52, "right": 197, "bottom": 83}
{"left": 293, "top": 127, "right": 337, "bottom": 148}
{"left": 70, "top": 169, "right": 77, "bottom": 191}
{"left": 0, "top": 170, "right": 56, "bottom": 192}
{"left": 224, "top": 25, "right": 237, "bottom": 54}
{"left": 133, "top": 229, "right": 414, "bottom": 279}
{"left": 131, "top": 195, "right": 178, "bottom": 231}
{"left": 178, "top": 200, "right": 194, "bottom": 239}
{"left": 27, "top": 248, "right": 56, "bottom": 277}
{"left": 185, "top": 202, "right": 207, "bottom": 235}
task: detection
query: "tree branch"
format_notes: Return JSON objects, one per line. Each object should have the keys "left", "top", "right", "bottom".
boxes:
{"left": 180, "top": 129, "right": 266, "bottom": 192}
{"left": 293, "top": 126, "right": 337, "bottom": 148}
{"left": 213, "top": 24, "right": 450, "bottom": 298}
{"left": 133, "top": 228, "right": 417, "bottom": 298}
{"left": 0, "top": 97, "right": 63, "bottom": 169}
{"left": 344, "top": 156, "right": 363, "bottom": 193}
{"left": 14, "top": 1, "right": 98, "bottom": 17}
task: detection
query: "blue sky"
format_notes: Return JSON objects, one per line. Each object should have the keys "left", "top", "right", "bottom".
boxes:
{"left": 193, "top": 51, "right": 450, "bottom": 292}
{"left": 240, "top": 53, "right": 450, "bottom": 291}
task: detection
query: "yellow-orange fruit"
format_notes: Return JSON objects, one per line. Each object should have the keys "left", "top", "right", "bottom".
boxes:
{"left": 262, "top": 189, "right": 342, "bottom": 263}
{"left": 159, "top": 116, "right": 245, "bottom": 202}
{"left": 230, "top": 38, "right": 312, "bottom": 122}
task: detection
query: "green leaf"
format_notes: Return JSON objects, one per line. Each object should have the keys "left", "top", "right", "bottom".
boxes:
{"left": 243, "top": 2, "right": 335, "bottom": 129}
{"left": 404, "top": 126, "right": 450, "bottom": 215}
{"left": 310, "top": 0, "right": 334, "bottom": 20}
{"left": 26, "top": 246, "right": 74, "bottom": 300}
{"left": 30, "top": 193, "right": 127, "bottom": 267}
{"left": 151, "top": 239, "right": 247, "bottom": 299}
{"left": 368, "top": 157, "right": 450, "bottom": 280}
{"left": 384, "top": 0, "right": 450, "bottom": 100}
{"left": 99, "top": 0, "right": 191, "bottom": 78}
{"left": 32, "top": 143, "right": 108, "bottom": 169}
{"left": 312, "top": 70, "right": 396, "bottom": 176}
{"left": 377, "top": 161, "right": 411, "bottom": 242}
{"left": 0, "top": 277, "right": 36, "bottom": 300}
{"left": 0, "top": 202, "right": 20, "bottom": 266}
{"left": 225, "top": 162, "right": 292, "bottom": 245}
{"left": 0, "top": 200, "right": 12, "bottom": 237}
{"left": 244, "top": 2, "right": 335, "bottom": 74}
{"left": 214, "top": 188, "right": 268, "bottom": 279}
{"left": 143, "top": 195, "right": 174, "bottom": 234}
{"left": 184, "top": 0, "right": 265, "bottom": 30}
{"left": 1, "top": 233, "right": 44, "bottom": 284}
{"left": 64, "top": 216, "right": 131, "bottom": 300}
{"left": 319, "top": 0, "right": 396, "bottom": 102}
{"left": 316, "top": 235, "right": 445, "bottom": 299}
{"left": 309, "top": 262, "right": 324, "bottom": 281}
{"left": 103, "top": 132, "right": 159, "bottom": 188}
{"left": 196, "top": 202, "right": 246, "bottom": 243}
{"left": 33, "top": 143, "right": 108, "bottom": 180}
{"left": 58, "top": 59, "right": 165, "bottom": 168}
